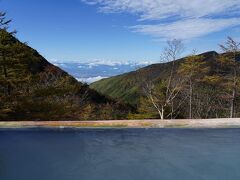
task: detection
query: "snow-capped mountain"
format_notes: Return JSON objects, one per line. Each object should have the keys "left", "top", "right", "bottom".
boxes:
{"left": 52, "top": 60, "right": 153, "bottom": 84}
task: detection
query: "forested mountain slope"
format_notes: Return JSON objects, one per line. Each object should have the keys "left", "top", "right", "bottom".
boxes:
{"left": 91, "top": 50, "right": 240, "bottom": 119}
{"left": 91, "top": 51, "right": 218, "bottom": 105}
{"left": 0, "top": 30, "right": 132, "bottom": 120}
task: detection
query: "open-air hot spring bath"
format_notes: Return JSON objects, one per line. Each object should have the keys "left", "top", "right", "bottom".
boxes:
{"left": 0, "top": 128, "right": 240, "bottom": 180}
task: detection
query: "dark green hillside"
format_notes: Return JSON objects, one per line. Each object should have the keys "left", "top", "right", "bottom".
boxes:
{"left": 91, "top": 46, "right": 240, "bottom": 119}
{"left": 91, "top": 51, "right": 218, "bottom": 105}
{"left": 0, "top": 30, "right": 132, "bottom": 120}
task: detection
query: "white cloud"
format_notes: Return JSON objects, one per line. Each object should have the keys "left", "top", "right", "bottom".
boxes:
{"left": 76, "top": 76, "right": 108, "bottom": 83}
{"left": 82, "top": 0, "right": 240, "bottom": 39}
{"left": 86, "top": 60, "right": 153, "bottom": 66}
{"left": 52, "top": 59, "right": 153, "bottom": 66}
{"left": 87, "top": 60, "right": 130, "bottom": 66}
{"left": 54, "top": 63, "right": 68, "bottom": 67}
{"left": 131, "top": 18, "right": 240, "bottom": 40}
{"left": 82, "top": 0, "right": 240, "bottom": 20}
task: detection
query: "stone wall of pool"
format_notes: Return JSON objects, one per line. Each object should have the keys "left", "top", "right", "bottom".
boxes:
{"left": 0, "top": 118, "right": 240, "bottom": 128}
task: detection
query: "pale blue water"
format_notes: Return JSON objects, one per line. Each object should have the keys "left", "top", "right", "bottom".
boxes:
{"left": 0, "top": 128, "right": 240, "bottom": 180}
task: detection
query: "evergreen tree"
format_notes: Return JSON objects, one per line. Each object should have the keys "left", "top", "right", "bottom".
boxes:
{"left": 178, "top": 53, "right": 209, "bottom": 118}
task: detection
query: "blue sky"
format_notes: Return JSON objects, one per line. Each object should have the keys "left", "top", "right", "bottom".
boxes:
{"left": 1, "top": 0, "right": 240, "bottom": 63}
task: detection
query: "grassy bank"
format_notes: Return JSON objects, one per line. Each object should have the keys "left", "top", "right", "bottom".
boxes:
{"left": 0, "top": 119, "right": 240, "bottom": 129}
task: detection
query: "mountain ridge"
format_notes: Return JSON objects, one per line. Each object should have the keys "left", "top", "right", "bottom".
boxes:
{"left": 90, "top": 51, "right": 219, "bottom": 105}
{"left": 0, "top": 30, "right": 132, "bottom": 120}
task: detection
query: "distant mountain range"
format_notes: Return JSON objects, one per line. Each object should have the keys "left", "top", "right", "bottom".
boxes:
{"left": 52, "top": 61, "right": 152, "bottom": 83}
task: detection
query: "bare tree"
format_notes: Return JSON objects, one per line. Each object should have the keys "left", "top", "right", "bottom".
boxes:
{"left": 142, "top": 39, "right": 184, "bottom": 120}
{"left": 219, "top": 37, "right": 240, "bottom": 118}
{"left": 142, "top": 79, "right": 183, "bottom": 120}
{"left": 163, "top": 39, "right": 184, "bottom": 118}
